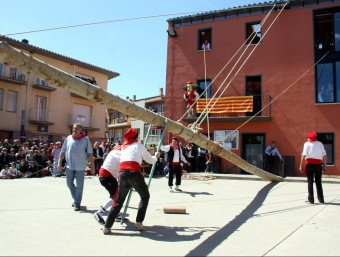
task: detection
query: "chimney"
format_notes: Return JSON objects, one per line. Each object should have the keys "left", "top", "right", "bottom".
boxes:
{"left": 160, "top": 87, "right": 164, "bottom": 96}
{"left": 133, "top": 95, "right": 136, "bottom": 102}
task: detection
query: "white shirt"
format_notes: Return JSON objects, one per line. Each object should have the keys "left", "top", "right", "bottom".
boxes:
{"left": 101, "top": 149, "right": 121, "bottom": 179}
{"left": 160, "top": 145, "right": 188, "bottom": 163}
{"left": 120, "top": 142, "right": 157, "bottom": 165}
{"left": 302, "top": 141, "right": 326, "bottom": 160}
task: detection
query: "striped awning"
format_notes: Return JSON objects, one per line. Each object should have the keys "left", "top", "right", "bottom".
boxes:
{"left": 196, "top": 96, "right": 253, "bottom": 113}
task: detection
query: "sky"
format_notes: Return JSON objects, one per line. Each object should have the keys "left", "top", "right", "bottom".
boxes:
{"left": 1, "top": 0, "right": 260, "bottom": 100}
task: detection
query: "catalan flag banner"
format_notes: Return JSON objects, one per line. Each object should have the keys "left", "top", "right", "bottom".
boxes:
{"left": 196, "top": 96, "right": 253, "bottom": 113}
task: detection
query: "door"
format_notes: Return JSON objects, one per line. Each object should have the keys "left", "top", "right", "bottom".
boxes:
{"left": 242, "top": 133, "right": 265, "bottom": 173}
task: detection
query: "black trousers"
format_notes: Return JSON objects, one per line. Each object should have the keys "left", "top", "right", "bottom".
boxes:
{"left": 306, "top": 164, "right": 324, "bottom": 203}
{"left": 99, "top": 176, "right": 118, "bottom": 199}
{"left": 168, "top": 163, "right": 182, "bottom": 187}
{"left": 105, "top": 171, "right": 150, "bottom": 228}
{"left": 264, "top": 155, "right": 275, "bottom": 173}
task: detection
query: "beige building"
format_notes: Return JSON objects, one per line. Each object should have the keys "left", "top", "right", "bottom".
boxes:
{"left": 106, "top": 88, "right": 165, "bottom": 145}
{"left": 0, "top": 36, "right": 118, "bottom": 143}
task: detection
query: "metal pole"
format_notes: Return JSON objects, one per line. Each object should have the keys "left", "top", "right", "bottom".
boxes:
{"left": 147, "top": 119, "right": 168, "bottom": 187}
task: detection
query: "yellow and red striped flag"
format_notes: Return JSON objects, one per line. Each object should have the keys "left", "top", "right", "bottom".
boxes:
{"left": 196, "top": 96, "right": 253, "bottom": 113}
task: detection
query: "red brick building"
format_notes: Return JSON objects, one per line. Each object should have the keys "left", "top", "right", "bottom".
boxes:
{"left": 165, "top": 0, "right": 340, "bottom": 176}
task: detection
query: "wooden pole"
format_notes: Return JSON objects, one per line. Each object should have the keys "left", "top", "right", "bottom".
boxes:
{"left": 0, "top": 41, "right": 283, "bottom": 182}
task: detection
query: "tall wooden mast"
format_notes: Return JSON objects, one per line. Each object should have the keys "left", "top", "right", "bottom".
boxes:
{"left": 0, "top": 41, "right": 283, "bottom": 182}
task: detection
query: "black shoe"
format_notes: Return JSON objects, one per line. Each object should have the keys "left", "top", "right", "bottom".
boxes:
{"left": 72, "top": 203, "right": 75, "bottom": 207}
{"left": 74, "top": 205, "right": 80, "bottom": 211}
{"left": 318, "top": 197, "right": 324, "bottom": 203}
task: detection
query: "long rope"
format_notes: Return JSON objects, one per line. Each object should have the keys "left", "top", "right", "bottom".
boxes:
{"left": 197, "top": 4, "right": 282, "bottom": 126}
{"left": 223, "top": 50, "right": 331, "bottom": 143}
{"left": 203, "top": 47, "right": 210, "bottom": 139}
{"left": 178, "top": 4, "right": 275, "bottom": 123}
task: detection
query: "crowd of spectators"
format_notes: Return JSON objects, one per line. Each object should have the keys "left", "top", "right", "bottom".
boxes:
{"left": 0, "top": 138, "right": 213, "bottom": 179}
{"left": 0, "top": 139, "right": 61, "bottom": 179}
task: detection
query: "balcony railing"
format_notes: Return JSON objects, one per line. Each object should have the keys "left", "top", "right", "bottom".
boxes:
{"left": 69, "top": 115, "right": 100, "bottom": 131}
{"left": 29, "top": 109, "right": 55, "bottom": 125}
{"left": 183, "top": 95, "right": 272, "bottom": 121}
{"left": 0, "top": 64, "right": 26, "bottom": 84}
{"left": 108, "top": 115, "right": 133, "bottom": 125}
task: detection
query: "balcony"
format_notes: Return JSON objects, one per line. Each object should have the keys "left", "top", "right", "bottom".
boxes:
{"left": 32, "top": 83, "right": 57, "bottom": 92}
{"left": 182, "top": 95, "right": 272, "bottom": 122}
{"left": 0, "top": 65, "right": 26, "bottom": 85}
{"left": 69, "top": 115, "right": 100, "bottom": 131}
{"left": 107, "top": 115, "right": 133, "bottom": 128}
{"left": 29, "top": 109, "right": 55, "bottom": 125}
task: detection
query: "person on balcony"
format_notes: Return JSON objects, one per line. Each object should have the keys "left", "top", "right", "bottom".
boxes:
{"left": 183, "top": 81, "right": 199, "bottom": 118}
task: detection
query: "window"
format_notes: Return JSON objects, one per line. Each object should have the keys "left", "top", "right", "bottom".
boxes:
{"left": 36, "top": 78, "right": 47, "bottom": 86}
{"left": 197, "top": 79, "right": 211, "bottom": 98}
{"left": 314, "top": 8, "right": 340, "bottom": 104}
{"left": 246, "top": 22, "right": 262, "bottom": 45}
{"left": 314, "top": 13, "right": 334, "bottom": 52}
{"left": 6, "top": 91, "right": 17, "bottom": 112}
{"left": 316, "top": 63, "right": 335, "bottom": 103}
{"left": 246, "top": 76, "right": 262, "bottom": 116}
{"left": 158, "top": 105, "right": 165, "bottom": 116}
{"left": 0, "top": 88, "right": 3, "bottom": 111}
{"left": 317, "top": 133, "right": 334, "bottom": 165}
{"left": 9, "top": 67, "right": 17, "bottom": 79}
{"left": 0, "top": 63, "right": 3, "bottom": 76}
{"left": 75, "top": 73, "right": 97, "bottom": 85}
{"left": 198, "top": 28, "right": 212, "bottom": 50}
{"left": 36, "top": 96, "right": 47, "bottom": 121}
{"left": 144, "top": 125, "right": 162, "bottom": 144}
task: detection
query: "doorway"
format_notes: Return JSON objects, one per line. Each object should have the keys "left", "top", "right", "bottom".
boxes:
{"left": 246, "top": 76, "right": 262, "bottom": 116}
{"left": 242, "top": 133, "right": 265, "bottom": 174}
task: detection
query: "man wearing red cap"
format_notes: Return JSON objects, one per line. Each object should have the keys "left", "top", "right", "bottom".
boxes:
{"left": 161, "top": 136, "right": 191, "bottom": 192}
{"left": 103, "top": 128, "right": 160, "bottom": 234}
{"left": 299, "top": 131, "right": 327, "bottom": 204}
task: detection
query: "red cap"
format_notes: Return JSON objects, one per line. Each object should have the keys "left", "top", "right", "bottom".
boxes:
{"left": 124, "top": 128, "right": 138, "bottom": 140}
{"left": 308, "top": 131, "right": 317, "bottom": 141}
{"left": 172, "top": 136, "right": 180, "bottom": 142}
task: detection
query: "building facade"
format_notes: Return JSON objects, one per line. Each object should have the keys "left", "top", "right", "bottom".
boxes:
{"left": 165, "top": 0, "right": 340, "bottom": 176}
{"left": 0, "top": 37, "right": 118, "bottom": 143}
{"left": 106, "top": 88, "right": 165, "bottom": 145}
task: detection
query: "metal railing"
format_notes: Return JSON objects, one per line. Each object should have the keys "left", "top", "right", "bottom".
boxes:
{"left": 183, "top": 95, "right": 272, "bottom": 119}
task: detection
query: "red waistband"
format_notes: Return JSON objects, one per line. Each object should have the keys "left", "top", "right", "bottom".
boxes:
{"left": 305, "top": 158, "right": 322, "bottom": 165}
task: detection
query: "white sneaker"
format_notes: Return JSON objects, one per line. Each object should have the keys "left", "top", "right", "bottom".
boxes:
{"left": 94, "top": 212, "right": 105, "bottom": 225}
{"left": 169, "top": 187, "right": 173, "bottom": 192}
{"left": 175, "top": 186, "right": 182, "bottom": 192}
{"left": 135, "top": 222, "right": 144, "bottom": 231}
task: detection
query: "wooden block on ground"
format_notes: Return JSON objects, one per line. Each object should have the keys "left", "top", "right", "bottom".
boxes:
{"left": 163, "top": 206, "right": 186, "bottom": 214}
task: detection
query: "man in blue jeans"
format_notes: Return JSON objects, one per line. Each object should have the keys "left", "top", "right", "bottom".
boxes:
{"left": 103, "top": 128, "right": 160, "bottom": 234}
{"left": 58, "top": 123, "right": 94, "bottom": 211}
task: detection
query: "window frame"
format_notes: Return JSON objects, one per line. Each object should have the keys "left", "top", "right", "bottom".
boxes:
{"left": 314, "top": 7, "right": 340, "bottom": 104}
{"left": 317, "top": 132, "right": 334, "bottom": 165}
{"left": 245, "top": 21, "right": 262, "bottom": 45}
{"left": 6, "top": 90, "right": 17, "bottom": 112}
{"left": 198, "top": 28, "right": 212, "bottom": 51}
{"left": 197, "top": 79, "right": 212, "bottom": 98}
